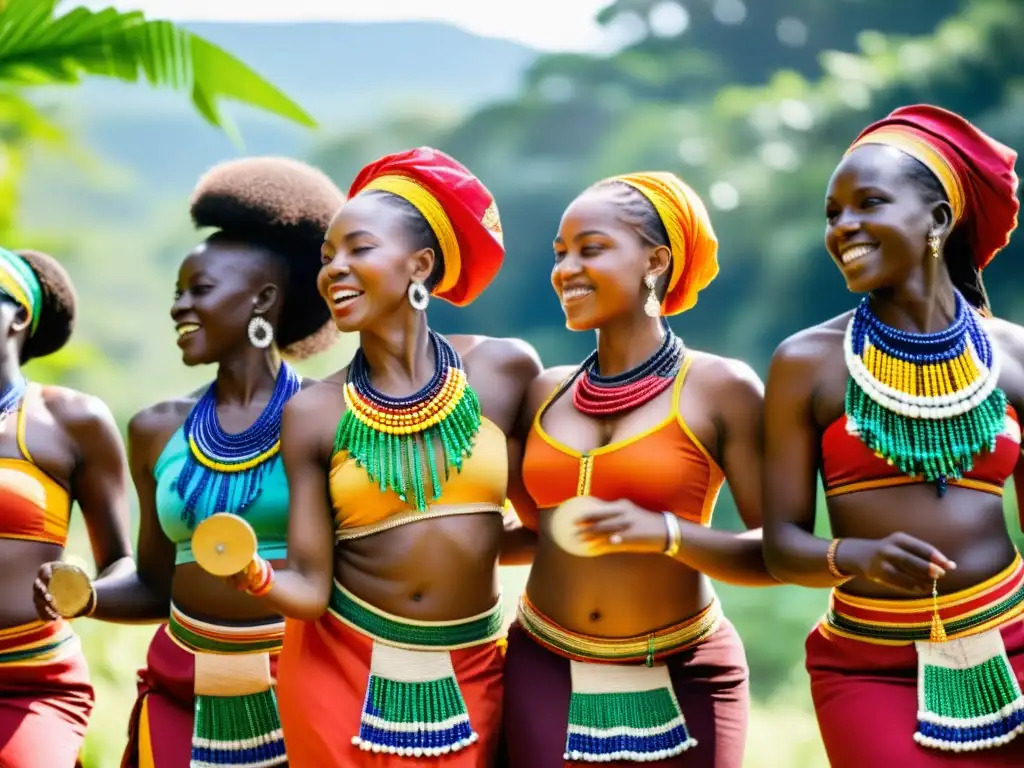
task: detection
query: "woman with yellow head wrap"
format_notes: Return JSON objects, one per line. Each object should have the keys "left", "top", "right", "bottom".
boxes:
{"left": 499, "top": 172, "right": 775, "bottom": 767}
{"left": 0, "top": 247, "right": 135, "bottom": 768}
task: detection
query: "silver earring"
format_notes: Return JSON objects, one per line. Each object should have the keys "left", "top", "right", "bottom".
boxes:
{"left": 643, "top": 274, "right": 660, "bottom": 318}
{"left": 407, "top": 281, "right": 430, "bottom": 311}
{"left": 247, "top": 316, "right": 273, "bottom": 349}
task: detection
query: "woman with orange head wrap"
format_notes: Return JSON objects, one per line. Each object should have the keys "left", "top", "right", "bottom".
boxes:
{"left": 500, "top": 172, "right": 775, "bottom": 767}
{"left": 762, "top": 104, "right": 1024, "bottom": 765}
{"left": 236, "top": 147, "right": 542, "bottom": 766}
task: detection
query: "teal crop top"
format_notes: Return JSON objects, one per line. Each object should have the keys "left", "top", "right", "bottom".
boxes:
{"left": 155, "top": 428, "right": 291, "bottom": 566}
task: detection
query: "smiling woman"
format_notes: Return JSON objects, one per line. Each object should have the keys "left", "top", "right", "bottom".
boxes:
{"left": 36, "top": 157, "right": 346, "bottom": 768}
{"left": 762, "top": 105, "right": 1024, "bottom": 767}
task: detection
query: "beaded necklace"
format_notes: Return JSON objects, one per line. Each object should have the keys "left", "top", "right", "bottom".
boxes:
{"left": 175, "top": 362, "right": 301, "bottom": 527}
{"left": 0, "top": 374, "right": 27, "bottom": 427}
{"left": 843, "top": 290, "right": 1006, "bottom": 496}
{"left": 333, "top": 331, "right": 482, "bottom": 511}
{"left": 570, "top": 325, "right": 686, "bottom": 417}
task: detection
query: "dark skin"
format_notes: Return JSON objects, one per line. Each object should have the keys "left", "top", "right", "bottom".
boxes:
{"left": 54, "top": 241, "right": 314, "bottom": 624}
{"left": 762, "top": 144, "right": 1024, "bottom": 597}
{"left": 510, "top": 187, "right": 774, "bottom": 639}
{"left": 253, "top": 193, "right": 541, "bottom": 622}
{"left": 0, "top": 296, "right": 135, "bottom": 627}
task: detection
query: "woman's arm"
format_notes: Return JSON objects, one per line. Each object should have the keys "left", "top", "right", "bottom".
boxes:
{"left": 254, "top": 389, "right": 336, "bottom": 620}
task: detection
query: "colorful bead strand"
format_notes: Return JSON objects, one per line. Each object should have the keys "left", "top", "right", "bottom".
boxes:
{"left": 333, "top": 331, "right": 481, "bottom": 511}
{"left": 843, "top": 290, "right": 1006, "bottom": 493}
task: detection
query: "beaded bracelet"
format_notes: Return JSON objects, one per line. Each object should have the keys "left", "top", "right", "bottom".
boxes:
{"left": 662, "top": 512, "right": 682, "bottom": 558}
{"left": 827, "top": 538, "right": 851, "bottom": 582}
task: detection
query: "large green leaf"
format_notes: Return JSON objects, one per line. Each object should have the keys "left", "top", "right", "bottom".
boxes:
{"left": 0, "top": 0, "right": 316, "bottom": 143}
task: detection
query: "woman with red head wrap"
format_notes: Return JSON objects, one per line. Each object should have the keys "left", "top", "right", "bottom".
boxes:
{"left": 500, "top": 171, "right": 776, "bottom": 767}
{"left": 763, "top": 104, "right": 1024, "bottom": 765}
{"left": 243, "top": 147, "right": 541, "bottom": 766}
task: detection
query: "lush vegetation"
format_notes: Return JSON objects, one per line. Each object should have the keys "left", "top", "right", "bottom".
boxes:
{"left": 4, "top": 1, "right": 1022, "bottom": 765}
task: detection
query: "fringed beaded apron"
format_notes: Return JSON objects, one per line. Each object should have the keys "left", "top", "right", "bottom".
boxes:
{"left": 517, "top": 594, "right": 722, "bottom": 763}
{"left": 824, "top": 553, "right": 1024, "bottom": 752}
{"left": 328, "top": 580, "right": 504, "bottom": 758}
{"left": 167, "top": 605, "right": 287, "bottom": 767}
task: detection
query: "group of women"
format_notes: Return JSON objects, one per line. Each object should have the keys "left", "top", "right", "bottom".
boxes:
{"left": 0, "top": 102, "right": 1019, "bottom": 768}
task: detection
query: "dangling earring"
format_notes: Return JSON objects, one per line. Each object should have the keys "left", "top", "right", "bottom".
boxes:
{"left": 928, "top": 233, "right": 942, "bottom": 260}
{"left": 407, "top": 280, "right": 430, "bottom": 311}
{"left": 248, "top": 315, "right": 274, "bottom": 349}
{"left": 643, "top": 274, "right": 660, "bottom": 318}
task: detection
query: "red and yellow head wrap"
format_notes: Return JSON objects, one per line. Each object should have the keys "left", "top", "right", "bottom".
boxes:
{"left": 347, "top": 147, "right": 504, "bottom": 307}
{"left": 602, "top": 171, "right": 719, "bottom": 316}
{"left": 847, "top": 104, "right": 1019, "bottom": 270}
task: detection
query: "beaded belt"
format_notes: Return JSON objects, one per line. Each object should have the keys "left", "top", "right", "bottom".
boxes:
{"left": 166, "top": 604, "right": 286, "bottom": 767}
{"left": 517, "top": 593, "right": 722, "bottom": 666}
{"left": 329, "top": 580, "right": 503, "bottom": 758}
{"left": 822, "top": 554, "right": 1024, "bottom": 753}
{"left": 0, "top": 619, "right": 76, "bottom": 666}
{"left": 334, "top": 502, "right": 505, "bottom": 542}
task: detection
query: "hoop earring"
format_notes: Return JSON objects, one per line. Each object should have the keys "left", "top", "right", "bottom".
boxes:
{"left": 248, "top": 316, "right": 274, "bottom": 349}
{"left": 643, "top": 274, "right": 661, "bottom": 318}
{"left": 407, "top": 281, "right": 430, "bottom": 311}
{"left": 928, "top": 233, "right": 941, "bottom": 260}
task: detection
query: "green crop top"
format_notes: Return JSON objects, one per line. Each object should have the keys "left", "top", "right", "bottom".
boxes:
{"left": 155, "top": 428, "right": 290, "bottom": 565}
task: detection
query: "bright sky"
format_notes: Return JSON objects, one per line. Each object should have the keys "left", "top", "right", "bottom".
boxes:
{"left": 83, "top": 0, "right": 612, "bottom": 52}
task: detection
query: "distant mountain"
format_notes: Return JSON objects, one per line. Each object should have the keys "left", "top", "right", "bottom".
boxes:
{"left": 21, "top": 20, "right": 538, "bottom": 227}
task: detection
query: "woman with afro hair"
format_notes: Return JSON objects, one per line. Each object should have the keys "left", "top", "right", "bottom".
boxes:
{"left": 33, "top": 157, "right": 346, "bottom": 768}
{"left": 0, "top": 247, "right": 135, "bottom": 767}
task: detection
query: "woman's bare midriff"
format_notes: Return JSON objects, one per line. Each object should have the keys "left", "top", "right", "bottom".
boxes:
{"left": 171, "top": 559, "right": 289, "bottom": 623}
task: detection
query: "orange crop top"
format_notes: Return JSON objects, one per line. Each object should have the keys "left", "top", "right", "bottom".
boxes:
{"left": 821, "top": 406, "right": 1021, "bottom": 497}
{"left": 0, "top": 386, "right": 71, "bottom": 547}
{"left": 520, "top": 358, "right": 725, "bottom": 533}
{"left": 330, "top": 417, "right": 509, "bottom": 538}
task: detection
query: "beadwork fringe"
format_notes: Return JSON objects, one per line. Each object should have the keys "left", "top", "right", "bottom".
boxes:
{"left": 191, "top": 688, "right": 287, "bottom": 767}
{"left": 353, "top": 642, "right": 478, "bottom": 757}
{"left": 564, "top": 661, "right": 696, "bottom": 763}
{"left": 914, "top": 629, "right": 1024, "bottom": 751}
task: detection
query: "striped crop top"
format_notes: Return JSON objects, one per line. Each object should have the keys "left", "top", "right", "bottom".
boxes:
{"left": 330, "top": 417, "right": 509, "bottom": 539}
{"left": 519, "top": 358, "right": 724, "bottom": 533}
{"left": 821, "top": 406, "right": 1021, "bottom": 497}
{"left": 0, "top": 386, "right": 71, "bottom": 547}
{"left": 155, "top": 428, "right": 290, "bottom": 565}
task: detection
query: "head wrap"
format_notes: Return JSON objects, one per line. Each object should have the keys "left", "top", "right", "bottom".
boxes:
{"left": 348, "top": 147, "right": 505, "bottom": 307}
{"left": 0, "top": 247, "right": 42, "bottom": 336}
{"left": 602, "top": 172, "right": 719, "bottom": 316}
{"left": 847, "top": 104, "right": 1019, "bottom": 270}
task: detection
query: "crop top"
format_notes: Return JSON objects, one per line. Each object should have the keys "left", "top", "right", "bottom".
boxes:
{"left": 519, "top": 358, "right": 724, "bottom": 532}
{"left": 155, "top": 428, "right": 290, "bottom": 565}
{"left": 820, "top": 406, "right": 1021, "bottom": 497}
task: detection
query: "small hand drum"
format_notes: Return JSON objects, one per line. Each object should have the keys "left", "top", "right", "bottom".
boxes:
{"left": 549, "top": 496, "right": 602, "bottom": 558}
{"left": 191, "top": 513, "right": 259, "bottom": 577}
{"left": 48, "top": 562, "right": 94, "bottom": 618}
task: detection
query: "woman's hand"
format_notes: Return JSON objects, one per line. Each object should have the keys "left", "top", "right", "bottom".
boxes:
{"left": 33, "top": 562, "right": 62, "bottom": 621}
{"left": 223, "top": 558, "right": 274, "bottom": 597}
{"left": 573, "top": 497, "right": 671, "bottom": 556}
{"left": 836, "top": 533, "right": 956, "bottom": 593}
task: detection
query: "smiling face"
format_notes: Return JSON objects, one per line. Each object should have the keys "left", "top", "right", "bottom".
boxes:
{"left": 318, "top": 192, "right": 438, "bottom": 334}
{"left": 552, "top": 185, "right": 669, "bottom": 331}
{"left": 170, "top": 239, "right": 283, "bottom": 366}
{"left": 825, "top": 144, "right": 952, "bottom": 294}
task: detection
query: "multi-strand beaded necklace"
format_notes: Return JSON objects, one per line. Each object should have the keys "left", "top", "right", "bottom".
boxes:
{"left": 0, "top": 374, "right": 26, "bottom": 425}
{"left": 334, "top": 331, "right": 481, "bottom": 511}
{"left": 175, "top": 362, "right": 302, "bottom": 527}
{"left": 843, "top": 290, "right": 1006, "bottom": 496}
{"left": 569, "top": 325, "right": 686, "bottom": 417}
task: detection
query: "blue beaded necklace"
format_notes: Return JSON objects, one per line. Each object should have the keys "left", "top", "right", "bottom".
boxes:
{"left": 175, "top": 362, "right": 301, "bottom": 527}
{"left": 0, "top": 374, "right": 27, "bottom": 425}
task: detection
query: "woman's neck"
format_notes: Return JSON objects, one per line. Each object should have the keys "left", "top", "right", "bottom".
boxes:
{"left": 214, "top": 347, "right": 282, "bottom": 406}
{"left": 358, "top": 311, "right": 434, "bottom": 395}
{"left": 868, "top": 270, "right": 958, "bottom": 334}
{"left": 594, "top": 312, "right": 666, "bottom": 377}
{"left": 0, "top": 351, "right": 23, "bottom": 392}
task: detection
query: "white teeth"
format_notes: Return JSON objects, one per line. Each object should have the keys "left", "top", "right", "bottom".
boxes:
{"left": 176, "top": 323, "right": 199, "bottom": 337}
{"left": 331, "top": 290, "right": 362, "bottom": 305}
{"left": 562, "top": 287, "right": 593, "bottom": 303}
{"left": 841, "top": 245, "right": 876, "bottom": 264}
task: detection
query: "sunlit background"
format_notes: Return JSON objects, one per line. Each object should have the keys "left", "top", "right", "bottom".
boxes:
{"left": 4, "top": 1, "right": 1023, "bottom": 765}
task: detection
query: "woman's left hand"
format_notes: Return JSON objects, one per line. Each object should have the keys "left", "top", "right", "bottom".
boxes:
{"left": 575, "top": 499, "right": 671, "bottom": 556}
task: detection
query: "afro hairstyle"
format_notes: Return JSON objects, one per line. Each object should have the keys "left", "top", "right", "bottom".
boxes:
{"left": 189, "top": 156, "right": 346, "bottom": 359}
{"left": 14, "top": 250, "right": 77, "bottom": 363}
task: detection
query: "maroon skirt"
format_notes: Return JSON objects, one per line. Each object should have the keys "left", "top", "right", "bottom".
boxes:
{"left": 502, "top": 617, "right": 749, "bottom": 767}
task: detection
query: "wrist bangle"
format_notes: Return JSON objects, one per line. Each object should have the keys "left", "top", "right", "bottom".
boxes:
{"left": 662, "top": 512, "right": 682, "bottom": 558}
{"left": 246, "top": 558, "right": 275, "bottom": 597}
{"left": 827, "top": 538, "right": 851, "bottom": 582}
{"left": 83, "top": 586, "right": 98, "bottom": 618}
